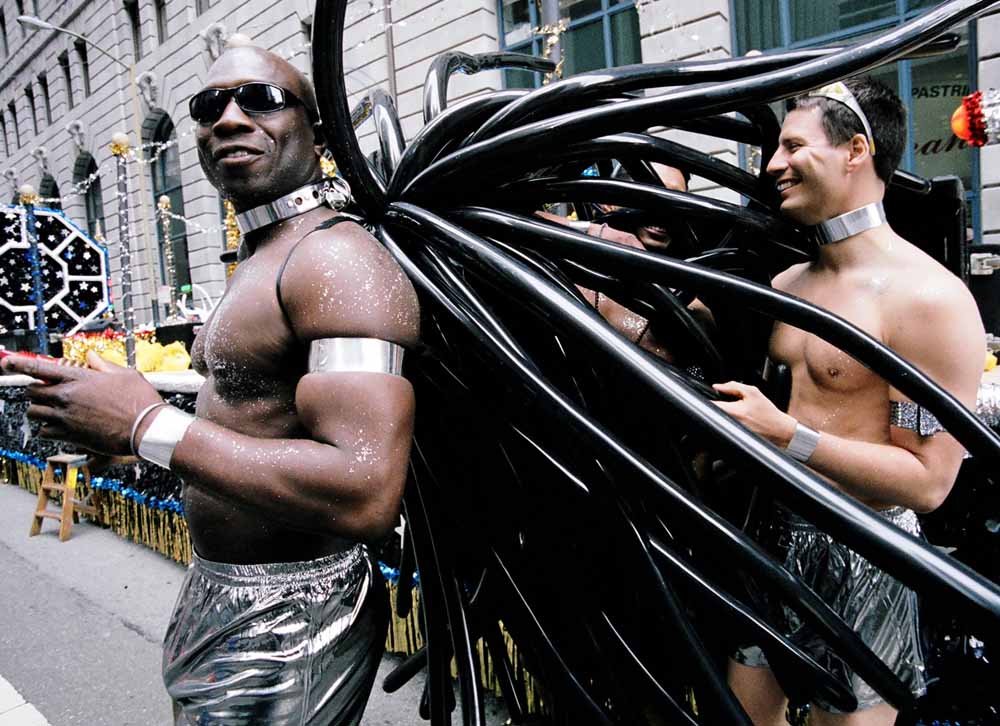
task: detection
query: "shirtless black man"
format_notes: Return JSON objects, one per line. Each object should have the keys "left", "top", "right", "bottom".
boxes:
{"left": 2, "top": 43, "right": 420, "bottom": 726}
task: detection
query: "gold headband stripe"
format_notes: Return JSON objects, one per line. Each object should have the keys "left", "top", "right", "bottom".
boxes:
{"left": 805, "top": 82, "right": 877, "bottom": 156}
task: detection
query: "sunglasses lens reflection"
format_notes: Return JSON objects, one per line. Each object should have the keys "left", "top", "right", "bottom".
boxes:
{"left": 190, "top": 84, "right": 290, "bottom": 123}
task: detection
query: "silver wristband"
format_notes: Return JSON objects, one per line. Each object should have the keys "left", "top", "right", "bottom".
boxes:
{"left": 786, "top": 422, "right": 821, "bottom": 463}
{"left": 136, "top": 406, "right": 196, "bottom": 470}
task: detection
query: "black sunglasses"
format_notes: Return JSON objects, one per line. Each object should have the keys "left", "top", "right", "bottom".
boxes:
{"left": 189, "top": 82, "right": 311, "bottom": 124}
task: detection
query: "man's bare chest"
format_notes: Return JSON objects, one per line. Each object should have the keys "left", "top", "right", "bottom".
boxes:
{"left": 192, "top": 260, "right": 300, "bottom": 396}
{"left": 769, "top": 278, "right": 888, "bottom": 393}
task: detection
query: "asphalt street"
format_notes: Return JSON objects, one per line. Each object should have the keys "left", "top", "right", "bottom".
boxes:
{"left": 0, "top": 482, "right": 490, "bottom": 726}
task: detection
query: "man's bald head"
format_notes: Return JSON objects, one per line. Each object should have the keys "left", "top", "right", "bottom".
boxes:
{"left": 209, "top": 44, "right": 318, "bottom": 118}
{"left": 195, "top": 42, "right": 325, "bottom": 209}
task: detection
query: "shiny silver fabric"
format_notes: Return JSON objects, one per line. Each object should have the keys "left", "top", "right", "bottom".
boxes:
{"left": 734, "top": 506, "right": 926, "bottom": 713}
{"left": 977, "top": 381, "right": 1000, "bottom": 428}
{"left": 163, "top": 544, "right": 386, "bottom": 726}
{"left": 889, "top": 400, "right": 945, "bottom": 436}
{"left": 308, "top": 338, "right": 405, "bottom": 376}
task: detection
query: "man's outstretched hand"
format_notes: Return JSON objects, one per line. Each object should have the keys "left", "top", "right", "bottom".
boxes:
{"left": 1, "top": 351, "right": 164, "bottom": 455}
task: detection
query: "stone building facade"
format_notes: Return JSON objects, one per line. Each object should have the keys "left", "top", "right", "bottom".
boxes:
{"left": 0, "top": 0, "right": 992, "bottom": 327}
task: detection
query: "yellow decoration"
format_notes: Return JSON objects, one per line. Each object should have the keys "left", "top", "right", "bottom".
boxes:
{"left": 320, "top": 156, "right": 338, "bottom": 178}
{"left": 224, "top": 199, "right": 240, "bottom": 278}
{"left": 985, "top": 352, "right": 997, "bottom": 372}
{"left": 159, "top": 341, "right": 192, "bottom": 372}
{"left": 99, "top": 347, "right": 128, "bottom": 367}
{"left": 136, "top": 338, "right": 164, "bottom": 372}
{"left": 110, "top": 131, "right": 131, "bottom": 157}
{"left": 62, "top": 330, "right": 188, "bottom": 372}
{"left": 63, "top": 329, "right": 153, "bottom": 365}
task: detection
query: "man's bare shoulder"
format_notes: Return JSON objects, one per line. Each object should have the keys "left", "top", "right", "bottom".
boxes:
{"left": 279, "top": 218, "right": 420, "bottom": 346}
{"left": 889, "top": 238, "right": 979, "bottom": 322}
{"left": 771, "top": 261, "right": 811, "bottom": 292}
{"left": 885, "top": 236, "right": 984, "bottom": 402}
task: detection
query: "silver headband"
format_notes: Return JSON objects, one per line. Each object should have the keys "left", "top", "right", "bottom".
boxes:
{"left": 236, "top": 177, "right": 351, "bottom": 236}
{"left": 813, "top": 201, "right": 887, "bottom": 246}
{"left": 308, "top": 338, "right": 405, "bottom": 376}
{"left": 806, "top": 81, "right": 876, "bottom": 156}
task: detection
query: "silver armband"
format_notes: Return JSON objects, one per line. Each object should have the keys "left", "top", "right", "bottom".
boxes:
{"left": 137, "top": 406, "right": 196, "bottom": 470}
{"left": 786, "top": 422, "right": 820, "bottom": 463}
{"left": 307, "top": 338, "right": 405, "bottom": 376}
{"left": 889, "top": 400, "right": 944, "bottom": 437}
{"left": 977, "top": 382, "right": 1000, "bottom": 428}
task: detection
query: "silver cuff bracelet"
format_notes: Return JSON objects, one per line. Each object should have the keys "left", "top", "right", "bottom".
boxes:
{"left": 889, "top": 400, "right": 944, "bottom": 437}
{"left": 786, "top": 422, "right": 821, "bottom": 463}
{"left": 137, "top": 406, "right": 196, "bottom": 470}
{"left": 307, "top": 338, "right": 405, "bottom": 376}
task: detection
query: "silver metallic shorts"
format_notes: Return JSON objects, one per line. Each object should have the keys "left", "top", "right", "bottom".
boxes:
{"left": 162, "top": 544, "right": 386, "bottom": 726}
{"left": 734, "top": 506, "right": 926, "bottom": 713}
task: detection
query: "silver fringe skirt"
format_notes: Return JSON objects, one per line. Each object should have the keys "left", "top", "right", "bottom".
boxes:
{"left": 162, "top": 544, "right": 386, "bottom": 726}
{"left": 734, "top": 506, "right": 927, "bottom": 713}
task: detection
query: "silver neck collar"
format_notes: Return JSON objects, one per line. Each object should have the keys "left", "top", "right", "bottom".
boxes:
{"left": 236, "top": 177, "right": 351, "bottom": 236}
{"left": 813, "top": 201, "right": 887, "bottom": 246}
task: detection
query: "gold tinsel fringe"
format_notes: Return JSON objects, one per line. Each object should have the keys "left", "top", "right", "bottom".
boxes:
{"left": 382, "top": 581, "right": 543, "bottom": 713}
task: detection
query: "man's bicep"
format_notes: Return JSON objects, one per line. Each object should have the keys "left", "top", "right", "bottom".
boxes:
{"left": 295, "top": 371, "right": 416, "bottom": 454}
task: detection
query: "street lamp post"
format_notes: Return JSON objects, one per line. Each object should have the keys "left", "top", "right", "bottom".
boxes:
{"left": 16, "top": 14, "right": 163, "bottom": 345}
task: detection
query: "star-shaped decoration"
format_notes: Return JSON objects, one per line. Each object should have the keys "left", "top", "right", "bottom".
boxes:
{"left": 20, "top": 283, "right": 30, "bottom": 292}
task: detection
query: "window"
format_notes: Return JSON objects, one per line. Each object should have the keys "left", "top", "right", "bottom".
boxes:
{"left": 155, "top": 0, "right": 168, "bottom": 44}
{"left": 75, "top": 40, "right": 92, "bottom": 97}
{"left": 39, "top": 174, "right": 61, "bottom": 210}
{"left": 74, "top": 153, "right": 105, "bottom": 238}
{"left": 25, "top": 84, "right": 37, "bottom": 135}
{"left": 0, "top": 12, "right": 9, "bottom": 58}
{"left": 0, "top": 114, "right": 8, "bottom": 156}
{"left": 14, "top": 1, "right": 24, "bottom": 36}
{"left": 7, "top": 101, "right": 19, "bottom": 148}
{"left": 148, "top": 114, "right": 191, "bottom": 297}
{"left": 498, "top": 0, "right": 640, "bottom": 87}
{"left": 37, "top": 73, "right": 51, "bottom": 123}
{"left": 124, "top": 0, "right": 143, "bottom": 61}
{"left": 59, "top": 52, "right": 74, "bottom": 110}
{"left": 732, "top": 0, "right": 980, "bottom": 237}
{"left": 195, "top": 0, "right": 219, "bottom": 15}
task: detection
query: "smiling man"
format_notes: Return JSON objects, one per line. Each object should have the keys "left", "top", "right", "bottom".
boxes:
{"left": 2, "top": 43, "right": 419, "bottom": 725}
{"left": 714, "top": 78, "right": 985, "bottom": 725}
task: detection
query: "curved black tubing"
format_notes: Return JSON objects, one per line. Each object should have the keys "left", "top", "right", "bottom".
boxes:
{"left": 423, "top": 51, "right": 554, "bottom": 123}
{"left": 382, "top": 205, "right": 916, "bottom": 710}
{"left": 314, "top": 0, "right": 386, "bottom": 218}
{"left": 402, "top": 0, "right": 995, "bottom": 199}
{"left": 463, "top": 33, "right": 965, "bottom": 146}
{"left": 313, "top": 1, "right": 1000, "bottom": 721}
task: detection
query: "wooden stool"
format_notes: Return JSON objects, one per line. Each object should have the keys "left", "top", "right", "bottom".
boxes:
{"left": 30, "top": 454, "right": 95, "bottom": 542}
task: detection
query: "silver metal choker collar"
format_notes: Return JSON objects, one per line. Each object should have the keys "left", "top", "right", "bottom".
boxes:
{"left": 236, "top": 177, "right": 351, "bottom": 236}
{"left": 813, "top": 201, "right": 887, "bottom": 246}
